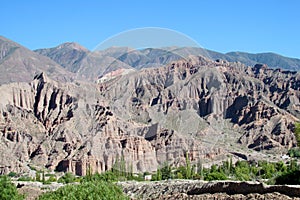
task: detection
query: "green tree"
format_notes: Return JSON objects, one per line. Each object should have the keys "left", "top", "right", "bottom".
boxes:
{"left": 234, "top": 161, "right": 251, "bottom": 181}
{"left": 275, "top": 170, "right": 300, "bottom": 185}
{"left": 295, "top": 122, "right": 300, "bottom": 146}
{"left": 161, "top": 163, "right": 172, "bottom": 180}
{"left": 58, "top": 172, "right": 76, "bottom": 184}
{"left": 185, "top": 152, "right": 192, "bottom": 179}
{"left": 36, "top": 171, "right": 41, "bottom": 182}
{"left": 42, "top": 170, "right": 45, "bottom": 184}
{"left": 260, "top": 162, "right": 276, "bottom": 179}
{"left": 275, "top": 161, "right": 287, "bottom": 173}
{"left": 210, "top": 164, "right": 218, "bottom": 173}
{"left": 197, "top": 160, "right": 203, "bottom": 179}
{"left": 112, "top": 154, "right": 120, "bottom": 177}
{"left": 288, "top": 159, "right": 298, "bottom": 172}
{"left": 86, "top": 164, "right": 93, "bottom": 182}
{"left": 0, "top": 176, "right": 24, "bottom": 200}
{"left": 120, "top": 154, "right": 126, "bottom": 177}
{"left": 156, "top": 168, "right": 162, "bottom": 181}
{"left": 229, "top": 156, "right": 233, "bottom": 173}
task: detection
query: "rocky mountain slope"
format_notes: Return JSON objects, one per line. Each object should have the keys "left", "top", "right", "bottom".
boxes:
{"left": 0, "top": 36, "right": 74, "bottom": 85}
{"left": 35, "top": 44, "right": 300, "bottom": 79}
{"left": 0, "top": 43, "right": 299, "bottom": 176}
{"left": 35, "top": 45, "right": 134, "bottom": 81}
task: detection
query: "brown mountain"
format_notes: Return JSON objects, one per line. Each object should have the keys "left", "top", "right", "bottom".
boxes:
{"left": 0, "top": 51, "right": 299, "bottom": 175}
{"left": 35, "top": 45, "right": 134, "bottom": 81}
{"left": 34, "top": 42, "right": 89, "bottom": 73}
{"left": 35, "top": 43, "right": 300, "bottom": 79}
{"left": 0, "top": 36, "right": 75, "bottom": 85}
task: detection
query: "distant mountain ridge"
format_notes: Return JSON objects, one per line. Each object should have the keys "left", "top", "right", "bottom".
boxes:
{"left": 35, "top": 43, "right": 300, "bottom": 80}
{"left": 1, "top": 34, "right": 300, "bottom": 84}
{"left": 224, "top": 51, "right": 300, "bottom": 71}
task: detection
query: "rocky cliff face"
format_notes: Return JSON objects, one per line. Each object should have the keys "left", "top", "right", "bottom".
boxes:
{"left": 0, "top": 55, "right": 299, "bottom": 175}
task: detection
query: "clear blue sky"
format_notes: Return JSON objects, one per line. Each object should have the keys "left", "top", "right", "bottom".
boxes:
{"left": 2, "top": 0, "right": 300, "bottom": 58}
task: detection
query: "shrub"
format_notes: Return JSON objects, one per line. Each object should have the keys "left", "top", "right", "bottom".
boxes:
{"left": 8, "top": 172, "right": 17, "bottom": 177}
{"left": 0, "top": 175, "right": 24, "bottom": 200}
{"left": 58, "top": 172, "right": 76, "bottom": 184}
{"left": 288, "top": 148, "right": 300, "bottom": 158}
{"left": 17, "top": 176, "right": 34, "bottom": 181}
{"left": 275, "top": 170, "right": 300, "bottom": 185}
{"left": 295, "top": 122, "right": 300, "bottom": 147}
{"left": 205, "top": 172, "right": 227, "bottom": 181}
{"left": 160, "top": 163, "right": 172, "bottom": 180}
{"left": 47, "top": 175, "right": 57, "bottom": 182}
{"left": 38, "top": 180, "right": 129, "bottom": 200}
{"left": 82, "top": 171, "right": 118, "bottom": 182}
{"left": 36, "top": 171, "right": 41, "bottom": 182}
{"left": 234, "top": 161, "right": 251, "bottom": 181}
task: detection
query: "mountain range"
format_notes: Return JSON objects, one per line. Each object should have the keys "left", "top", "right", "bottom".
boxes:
{"left": 0, "top": 35, "right": 299, "bottom": 175}
{"left": 34, "top": 41, "right": 300, "bottom": 82}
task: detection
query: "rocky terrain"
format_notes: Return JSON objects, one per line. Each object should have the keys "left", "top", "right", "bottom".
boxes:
{"left": 118, "top": 180, "right": 300, "bottom": 200}
{"left": 0, "top": 36, "right": 300, "bottom": 176}
{"left": 0, "top": 36, "right": 74, "bottom": 84}
{"left": 14, "top": 180, "right": 300, "bottom": 200}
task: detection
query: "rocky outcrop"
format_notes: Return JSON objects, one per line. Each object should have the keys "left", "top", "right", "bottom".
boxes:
{"left": 0, "top": 55, "right": 299, "bottom": 175}
{"left": 102, "top": 57, "right": 299, "bottom": 153}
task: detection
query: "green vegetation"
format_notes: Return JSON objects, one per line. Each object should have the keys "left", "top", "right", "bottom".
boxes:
{"left": 295, "top": 122, "right": 300, "bottom": 146}
{"left": 39, "top": 170, "right": 130, "bottom": 199}
{"left": 7, "top": 172, "right": 17, "bottom": 177}
{"left": 149, "top": 157, "right": 298, "bottom": 184}
{"left": 272, "top": 122, "right": 300, "bottom": 184}
{"left": 0, "top": 175, "right": 24, "bottom": 200}
{"left": 38, "top": 180, "right": 128, "bottom": 200}
{"left": 288, "top": 147, "right": 300, "bottom": 158}
{"left": 58, "top": 172, "right": 77, "bottom": 184}
{"left": 17, "top": 176, "right": 34, "bottom": 182}
{"left": 275, "top": 170, "right": 300, "bottom": 185}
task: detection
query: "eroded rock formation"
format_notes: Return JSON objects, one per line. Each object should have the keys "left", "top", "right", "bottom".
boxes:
{"left": 0, "top": 56, "right": 299, "bottom": 175}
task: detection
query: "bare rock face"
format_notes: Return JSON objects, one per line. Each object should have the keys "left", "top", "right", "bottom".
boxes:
{"left": 0, "top": 56, "right": 299, "bottom": 175}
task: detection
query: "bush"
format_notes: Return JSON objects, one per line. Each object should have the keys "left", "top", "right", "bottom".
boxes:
{"left": 82, "top": 171, "right": 118, "bottom": 182}
{"left": 234, "top": 161, "right": 251, "bottom": 181}
{"left": 275, "top": 170, "right": 300, "bottom": 185}
{"left": 160, "top": 163, "right": 172, "bottom": 180}
{"left": 17, "top": 176, "right": 34, "bottom": 181}
{"left": 288, "top": 148, "right": 300, "bottom": 158}
{"left": 0, "top": 175, "right": 24, "bottom": 200}
{"left": 47, "top": 175, "right": 57, "bottom": 182}
{"left": 58, "top": 172, "right": 76, "bottom": 184}
{"left": 295, "top": 122, "right": 300, "bottom": 147}
{"left": 205, "top": 172, "right": 227, "bottom": 181}
{"left": 8, "top": 172, "right": 17, "bottom": 177}
{"left": 38, "top": 180, "right": 129, "bottom": 200}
